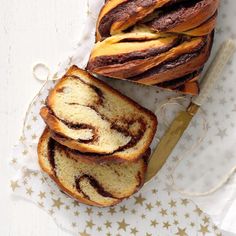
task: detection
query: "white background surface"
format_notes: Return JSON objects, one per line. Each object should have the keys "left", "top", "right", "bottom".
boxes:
{"left": 0, "top": 0, "right": 235, "bottom": 235}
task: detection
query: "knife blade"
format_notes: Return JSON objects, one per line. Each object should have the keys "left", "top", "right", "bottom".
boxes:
{"left": 145, "top": 40, "right": 236, "bottom": 182}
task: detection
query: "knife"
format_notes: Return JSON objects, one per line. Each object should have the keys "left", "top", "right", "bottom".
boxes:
{"left": 145, "top": 40, "right": 236, "bottom": 182}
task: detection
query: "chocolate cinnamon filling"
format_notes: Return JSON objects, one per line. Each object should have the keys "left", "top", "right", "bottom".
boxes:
{"left": 87, "top": 36, "right": 183, "bottom": 70}
{"left": 147, "top": 0, "right": 212, "bottom": 32}
{"left": 131, "top": 52, "right": 200, "bottom": 81}
{"left": 45, "top": 107, "right": 96, "bottom": 143}
{"left": 52, "top": 116, "right": 146, "bottom": 154}
{"left": 98, "top": 0, "right": 157, "bottom": 39}
{"left": 75, "top": 175, "right": 115, "bottom": 199}
{"left": 157, "top": 69, "right": 202, "bottom": 89}
{"left": 129, "top": 38, "right": 207, "bottom": 81}
{"left": 116, "top": 118, "right": 147, "bottom": 152}
{"left": 48, "top": 138, "right": 56, "bottom": 170}
{"left": 46, "top": 74, "right": 147, "bottom": 151}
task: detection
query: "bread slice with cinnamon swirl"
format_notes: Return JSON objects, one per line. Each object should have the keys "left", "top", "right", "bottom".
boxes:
{"left": 40, "top": 65, "right": 157, "bottom": 162}
{"left": 38, "top": 128, "right": 149, "bottom": 207}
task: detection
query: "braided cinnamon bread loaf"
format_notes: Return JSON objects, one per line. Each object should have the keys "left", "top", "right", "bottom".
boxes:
{"left": 38, "top": 128, "right": 149, "bottom": 207}
{"left": 87, "top": 0, "right": 219, "bottom": 95}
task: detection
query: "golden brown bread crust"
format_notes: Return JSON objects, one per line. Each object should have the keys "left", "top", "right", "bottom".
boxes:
{"left": 87, "top": 32, "right": 213, "bottom": 86}
{"left": 38, "top": 128, "right": 149, "bottom": 207}
{"left": 147, "top": 0, "right": 219, "bottom": 34}
{"left": 89, "top": 0, "right": 219, "bottom": 95}
{"left": 40, "top": 66, "right": 157, "bottom": 162}
{"left": 96, "top": 0, "right": 219, "bottom": 40}
{"left": 96, "top": 0, "right": 169, "bottom": 41}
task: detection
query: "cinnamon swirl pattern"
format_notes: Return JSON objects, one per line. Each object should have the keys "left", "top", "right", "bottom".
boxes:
{"left": 40, "top": 66, "right": 157, "bottom": 162}
{"left": 87, "top": 0, "right": 219, "bottom": 95}
{"left": 38, "top": 128, "right": 149, "bottom": 207}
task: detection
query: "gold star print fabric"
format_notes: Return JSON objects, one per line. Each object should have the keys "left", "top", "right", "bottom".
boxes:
{"left": 9, "top": 0, "right": 236, "bottom": 235}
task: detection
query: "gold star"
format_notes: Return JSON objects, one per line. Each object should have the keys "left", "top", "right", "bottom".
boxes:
{"left": 38, "top": 191, "right": 46, "bottom": 199}
{"left": 173, "top": 220, "right": 179, "bottom": 225}
{"left": 97, "top": 211, "right": 103, "bottom": 217}
{"left": 104, "top": 220, "right": 112, "bottom": 228}
{"left": 26, "top": 125, "right": 31, "bottom": 130}
{"left": 74, "top": 211, "right": 79, "bottom": 216}
{"left": 172, "top": 211, "right": 177, "bottom": 217}
{"left": 31, "top": 134, "right": 37, "bottom": 140}
{"left": 10, "top": 180, "right": 20, "bottom": 191}
{"left": 86, "top": 220, "right": 95, "bottom": 229}
{"left": 38, "top": 201, "right": 44, "bottom": 208}
{"left": 26, "top": 187, "right": 33, "bottom": 195}
{"left": 185, "top": 213, "right": 190, "bottom": 219}
{"left": 202, "top": 216, "right": 210, "bottom": 224}
{"left": 52, "top": 197, "right": 64, "bottom": 209}
{"left": 130, "top": 227, "right": 138, "bottom": 235}
{"left": 19, "top": 136, "right": 26, "bottom": 142}
{"left": 22, "top": 150, "right": 28, "bottom": 155}
{"left": 163, "top": 221, "right": 171, "bottom": 229}
{"left": 146, "top": 203, "right": 153, "bottom": 211}
{"left": 181, "top": 199, "right": 189, "bottom": 206}
{"left": 72, "top": 200, "right": 79, "bottom": 207}
{"left": 11, "top": 158, "right": 17, "bottom": 165}
{"left": 150, "top": 219, "right": 158, "bottom": 227}
{"left": 117, "top": 219, "right": 129, "bottom": 231}
{"left": 79, "top": 230, "right": 90, "bottom": 236}
{"left": 152, "top": 188, "right": 157, "bottom": 194}
{"left": 23, "top": 169, "right": 32, "bottom": 178}
{"left": 156, "top": 200, "right": 161, "bottom": 207}
{"left": 131, "top": 209, "right": 136, "bottom": 214}
{"left": 40, "top": 177, "right": 45, "bottom": 183}
{"left": 160, "top": 208, "right": 167, "bottom": 216}
{"left": 120, "top": 206, "right": 128, "bottom": 213}
{"left": 194, "top": 207, "right": 203, "bottom": 216}
{"left": 108, "top": 207, "right": 116, "bottom": 215}
{"left": 199, "top": 224, "right": 209, "bottom": 235}
{"left": 48, "top": 209, "right": 54, "bottom": 215}
{"left": 175, "top": 227, "right": 188, "bottom": 236}
{"left": 169, "top": 200, "right": 176, "bottom": 208}
{"left": 134, "top": 194, "right": 146, "bottom": 205}
{"left": 85, "top": 207, "right": 93, "bottom": 215}
{"left": 141, "top": 214, "right": 146, "bottom": 219}
{"left": 190, "top": 222, "right": 195, "bottom": 227}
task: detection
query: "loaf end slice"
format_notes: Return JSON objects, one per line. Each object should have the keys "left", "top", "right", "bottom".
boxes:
{"left": 38, "top": 128, "right": 149, "bottom": 207}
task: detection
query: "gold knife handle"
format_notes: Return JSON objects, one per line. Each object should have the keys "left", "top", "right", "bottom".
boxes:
{"left": 192, "top": 40, "right": 235, "bottom": 107}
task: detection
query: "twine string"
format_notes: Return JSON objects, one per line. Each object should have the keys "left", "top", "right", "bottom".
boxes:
{"left": 156, "top": 96, "right": 236, "bottom": 197}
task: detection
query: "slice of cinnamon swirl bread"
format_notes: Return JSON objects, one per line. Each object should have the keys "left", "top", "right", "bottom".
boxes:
{"left": 38, "top": 128, "right": 149, "bottom": 207}
{"left": 40, "top": 66, "right": 157, "bottom": 161}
